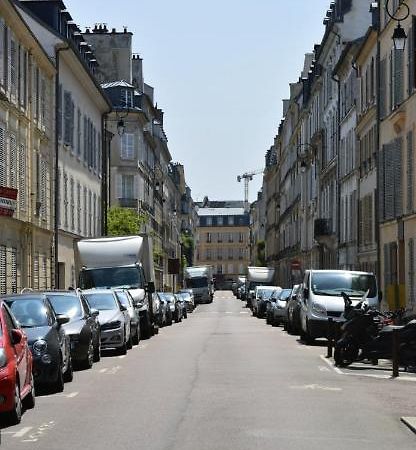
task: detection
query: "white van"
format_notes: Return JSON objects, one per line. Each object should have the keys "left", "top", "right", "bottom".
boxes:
{"left": 299, "top": 270, "right": 379, "bottom": 342}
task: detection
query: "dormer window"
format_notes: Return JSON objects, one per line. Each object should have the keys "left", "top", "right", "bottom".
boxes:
{"left": 121, "top": 89, "right": 133, "bottom": 108}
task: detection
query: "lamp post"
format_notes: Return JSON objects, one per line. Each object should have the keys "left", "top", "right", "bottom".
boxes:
{"left": 385, "top": 0, "right": 410, "bottom": 50}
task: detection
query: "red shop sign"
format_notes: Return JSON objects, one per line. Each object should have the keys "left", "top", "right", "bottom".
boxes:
{"left": 0, "top": 186, "right": 18, "bottom": 217}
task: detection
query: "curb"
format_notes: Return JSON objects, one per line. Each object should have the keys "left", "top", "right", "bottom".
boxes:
{"left": 401, "top": 417, "right": 416, "bottom": 434}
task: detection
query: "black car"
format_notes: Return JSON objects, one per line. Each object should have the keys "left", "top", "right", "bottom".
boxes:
{"left": 286, "top": 284, "right": 302, "bottom": 334}
{"left": 46, "top": 291, "right": 101, "bottom": 369}
{"left": 4, "top": 293, "right": 73, "bottom": 392}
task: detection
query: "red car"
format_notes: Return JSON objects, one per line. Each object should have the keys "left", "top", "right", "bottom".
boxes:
{"left": 0, "top": 300, "right": 35, "bottom": 424}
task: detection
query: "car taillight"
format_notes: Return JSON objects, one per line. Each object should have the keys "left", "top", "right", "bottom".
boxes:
{"left": 0, "top": 348, "right": 7, "bottom": 368}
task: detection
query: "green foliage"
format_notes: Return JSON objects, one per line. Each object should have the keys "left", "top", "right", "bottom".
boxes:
{"left": 255, "top": 240, "right": 266, "bottom": 266}
{"left": 181, "top": 232, "right": 194, "bottom": 267}
{"left": 107, "top": 207, "right": 148, "bottom": 236}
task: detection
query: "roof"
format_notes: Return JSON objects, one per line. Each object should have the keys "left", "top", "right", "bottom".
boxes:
{"left": 197, "top": 208, "right": 246, "bottom": 217}
{"left": 101, "top": 80, "right": 135, "bottom": 89}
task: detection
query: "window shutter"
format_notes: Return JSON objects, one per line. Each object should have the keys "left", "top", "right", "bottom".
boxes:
{"left": 407, "top": 130, "right": 414, "bottom": 213}
{"left": 77, "top": 108, "right": 81, "bottom": 157}
{"left": 9, "top": 134, "right": 17, "bottom": 188}
{"left": 18, "top": 143, "right": 26, "bottom": 212}
{"left": 40, "top": 158, "right": 48, "bottom": 219}
{"left": 384, "top": 244, "right": 390, "bottom": 289}
{"left": 10, "top": 248, "right": 17, "bottom": 293}
{"left": 394, "top": 137, "right": 403, "bottom": 217}
{"left": 394, "top": 49, "right": 404, "bottom": 106}
{"left": 409, "top": 238, "right": 415, "bottom": 307}
{"left": 0, "top": 246, "right": 6, "bottom": 294}
{"left": 408, "top": 26, "right": 414, "bottom": 96}
{"left": 57, "top": 84, "right": 62, "bottom": 140}
{"left": 64, "top": 91, "right": 71, "bottom": 145}
{"left": 368, "top": 193, "right": 374, "bottom": 244}
{"left": 0, "top": 19, "right": 5, "bottom": 87}
{"left": 83, "top": 187, "right": 87, "bottom": 234}
{"left": 383, "top": 143, "right": 395, "bottom": 220}
{"left": 9, "top": 34, "right": 17, "bottom": 100}
{"left": 380, "top": 58, "right": 386, "bottom": 118}
{"left": 83, "top": 115, "right": 88, "bottom": 162}
{"left": 33, "top": 253, "right": 39, "bottom": 290}
{"left": 0, "top": 126, "right": 5, "bottom": 185}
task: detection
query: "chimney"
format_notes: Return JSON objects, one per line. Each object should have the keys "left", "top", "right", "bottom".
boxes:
{"left": 132, "top": 54, "right": 144, "bottom": 93}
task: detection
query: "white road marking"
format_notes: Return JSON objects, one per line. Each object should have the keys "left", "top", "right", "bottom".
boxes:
{"left": 139, "top": 343, "right": 148, "bottom": 350}
{"left": 319, "top": 354, "right": 343, "bottom": 374}
{"left": 66, "top": 392, "right": 79, "bottom": 398}
{"left": 12, "top": 427, "right": 33, "bottom": 438}
{"left": 99, "top": 368, "right": 108, "bottom": 373}
{"left": 290, "top": 383, "right": 342, "bottom": 392}
{"left": 239, "top": 311, "right": 249, "bottom": 314}
{"left": 118, "top": 355, "right": 127, "bottom": 359}
{"left": 41, "top": 391, "right": 79, "bottom": 399}
{"left": 106, "top": 365, "right": 122, "bottom": 375}
{"left": 319, "top": 365, "right": 331, "bottom": 372}
{"left": 22, "top": 421, "right": 55, "bottom": 443}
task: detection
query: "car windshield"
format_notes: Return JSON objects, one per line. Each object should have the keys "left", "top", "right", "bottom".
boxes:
{"left": 311, "top": 273, "right": 377, "bottom": 297}
{"left": 163, "top": 293, "right": 175, "bottom": 302}
{"left": 84, "top": 293, "right": 118, "bottom": 311}
{"left": 181, "top": 293, "right": 191, "bottom": 301}
{"left": 248, "top": 281, "right": 266, "bottom": 290}
{"left": 47, "top": 295, "right": 83, "bottom": 319}
{"left": 80, "top": 267, "right": 142, "bottom": 290}
{"left": 278, "top": 289, "right": 292, "bottom": 301}
{"left": 258, "top": 289, "right": 274, "bottom": 299}
{"left": 6, "top": 298, "right": 49, "bottom": 328}
{"left": 115, "top": 291, "right": 130, "bottom": 308}
{"left": 185, "top": 277, "right": 207, "bottom": 288}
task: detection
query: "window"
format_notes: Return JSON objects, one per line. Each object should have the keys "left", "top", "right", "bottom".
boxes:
{"left": 64, "top": 91, "right": 74, "bottom": 147}
{"left": 77, "top": 182, "right": 81, "bottom": 233}
{"left": 70, "top": 177, "right": 75, "bottom": 231}
{"left": 206, "top": 217, "right": 212, "bottom": 226}
{"left": 18, "top": 143, "right": 26, "bottom": 212}
{"left": 40, "top": 77, "right": 47, "bottom": 126}
{"left": 206, "top": 233, "right": 211, "bottom": 243}
{"left": 120, "top": 89, "right": 133, "bottom": 108}
{"left": 228, "top": 216, "right": 234, "bottom": 225}
{"left": 118, "top": 174, "right": 136, "bottom": 199}
{"left": 121, "top": 133, "right": 135, "bottom": 159}
{"left": 83, "top": 187, "right": 87, "bottom": 234}
{"left": 9, "top": 134, "right": 17, "bottom": 188}
{"left": 9, "top": 35, "right": 17, "bottom": 100}
{"left": 217, "top": 216, "right": 223, "bottom": 226}
{"left": 63, "top": 172, "right": 68, "bottom": 228}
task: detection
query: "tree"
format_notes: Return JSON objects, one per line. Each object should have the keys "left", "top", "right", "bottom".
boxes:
{"left": 107, "top": 207, "right": 148, "bottom": 236}
{"left": 181, "top": 232, "right": 194, "bottom": 267}
{"left": 255, "top": 240, "right": 266, "bottom": 266}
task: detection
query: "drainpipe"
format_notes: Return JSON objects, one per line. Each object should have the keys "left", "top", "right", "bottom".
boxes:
{"left": 332, "top": 72, "right": 341, "bottom": 269}
{"left": 101, "top": 112, "right": 112, "bottom": 236}
{"left": 375, "top": 37, "right": 381, "bottom": 293}
{"left": 54, "top": 44, "right": 70, "bottom": 289}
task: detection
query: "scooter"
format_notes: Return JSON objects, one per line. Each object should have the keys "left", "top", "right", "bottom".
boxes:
{"left": 334, "top": 293, "right": 416, "bottom": 368}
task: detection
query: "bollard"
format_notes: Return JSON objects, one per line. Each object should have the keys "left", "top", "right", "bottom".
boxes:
{"left": 327, "top": 317, "right": 334, "bottom": 358}
{"left": 392, "top": 328, "right": 400, "bottom": 378}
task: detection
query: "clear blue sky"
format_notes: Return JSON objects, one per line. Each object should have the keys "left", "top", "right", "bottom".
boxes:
{"left": 65, "top": 0, "right": 332, "bottom": 202}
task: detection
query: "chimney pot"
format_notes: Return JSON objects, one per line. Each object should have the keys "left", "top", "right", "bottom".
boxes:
{"left": 112, "top": 28, "right": 116, "bottom": 33}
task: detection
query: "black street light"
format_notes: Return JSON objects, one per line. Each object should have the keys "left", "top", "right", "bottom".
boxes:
{"left": 385, "top": 0, "right": 410, "bottom": 51}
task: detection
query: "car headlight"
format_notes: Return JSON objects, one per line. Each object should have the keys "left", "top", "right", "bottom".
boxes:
{"left": 276, "top": 302, "right": 286, "bottom": 309}
{"left": 0, "top": 348, "right": 7, "bottom": 368}
{"left": 33, "top": 339, "right": 48, "bottom": 355}
{"left": 312, "top": 302, "right": 326, "bottom": 315}
{"left": 101, "top": 320, "right": 122, "bottom": 331}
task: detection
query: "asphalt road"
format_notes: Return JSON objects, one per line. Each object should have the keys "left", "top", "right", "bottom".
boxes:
{"left": 1, "top": 291, "right": 415, "bottom": 449}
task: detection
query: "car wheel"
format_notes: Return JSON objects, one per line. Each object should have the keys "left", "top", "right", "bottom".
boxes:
{"left": 23, "top": 374, "right": 36, "bottom": 410}
{"left": 117, "top": 341, "right": 127, "bottom": 356}
{"left": 81, "top": 340, "right": 94, "bottom": 370}
{"left": 63, "top": 356, "right": 74, "bottom": 382}
{"left": 53, "top": 361, "right": 65, "bottom": 393}
{"left": 132, "top": 327, "right": 140, "bottom": 346}
{"left": 183, "top": 310, "right": 188, "bottom": 319}
{"left": 126, "top": 332, "right": 133, "bottom": 350}
{"left": 93, "top": 339, "right": 101, "bottom": 362}
{"left": 140, "top": 313, "right": 152, "bottom": 339}
{"left": 334, "top": 340, "right": 358, "bottom": 367}
{"left": 8, "top": 382, "right": 22, "bottom": 425}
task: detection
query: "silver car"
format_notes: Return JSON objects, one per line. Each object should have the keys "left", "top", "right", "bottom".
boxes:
{"left": 271, "top": 289, "right": 292, "bottom": 326}
{"left": 83, "top": 289, "right": 131, "bottom": 355}
{"left": 114, "top": 289, "right": 140, "bottom": 346}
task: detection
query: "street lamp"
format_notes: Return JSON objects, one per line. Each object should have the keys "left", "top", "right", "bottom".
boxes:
{"left": 385, "top": 0, "right": 410, "bottom": 50}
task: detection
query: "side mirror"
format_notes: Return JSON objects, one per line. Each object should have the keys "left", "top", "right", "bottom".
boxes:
{"left": 120, "top": 305, "right": 127, "bottom": 312}
{"left": 56, "top": 314, "right": 70, "bottom": 326}
{"left": 90, "top": 308, "right": 99, "bottom": 317}
{"left": 303, "top": 288, "right": 309, "bottom": 299}
{"left": 146, "top": 282, "right": 155, "bottom": 294}
{"left": 11, "top": 329, "right": 23, "bottom": 345}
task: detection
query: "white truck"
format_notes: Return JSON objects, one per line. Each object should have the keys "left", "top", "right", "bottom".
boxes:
{"left": 184, "top": 266, "right": 214, "bottom": 304}
{"left": 75, "top": 235, "right": 157, "bottom": 339}
{"left": 246, "top": 266, "right": 276, "bottom": 308}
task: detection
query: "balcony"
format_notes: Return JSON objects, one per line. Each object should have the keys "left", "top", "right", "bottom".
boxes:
{"left": 118, "top": 198, "right": 138, "bottom": 208}
{"left": 314, "top": 218, "right": 336, "bottom": 249}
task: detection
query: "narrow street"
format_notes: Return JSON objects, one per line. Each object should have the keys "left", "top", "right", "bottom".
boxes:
{"left": 2, "top": 291, "right": 415, "bottom": 450}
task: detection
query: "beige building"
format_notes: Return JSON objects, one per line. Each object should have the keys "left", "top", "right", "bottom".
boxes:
{"left": 378, "top": 0, "right": 416, "bottom": 314}
{"left": 0, "top": 0, "right": 55, "bottom": 293}
{"left": 195, "top": 202, "right": 250, "bottom": 288}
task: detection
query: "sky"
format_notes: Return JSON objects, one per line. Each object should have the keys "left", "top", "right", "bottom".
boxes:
{"left": 65, "top": 0, "right": 332, "bottom": 202}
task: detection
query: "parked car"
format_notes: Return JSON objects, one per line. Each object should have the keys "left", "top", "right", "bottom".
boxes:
{"left": 114, "top": 289, "right": 140, "bottom": 345}
{"left": 162, "top": 293, "right": 183, "bottom": 323}
{"left": 0, "top": 300, "right": 35, "bottom": 424}
{"left": 271, "top": 289, "right": 292, "bottom": 326}
{"left": 299, "top": 270, "right": 379, "bottom": 343}
{"left": 175, "top": 294, "right": 187, "bottom": 319}
{"left": 155, "top": 292, "right": 172, "bottom": 326}
{"left": 177, "top": 292, "right": 194, "bottom": 313}
{"left": 252, "top": 286, "right": 281, "bottom": 318}
{"left": 46, "top": 291, "right": 101, "bottom": 369}
{"left": 4, "top": 293, "right": 72, "bottom": 392}
{"left": 83, "top": 289, "right": 131, "bottom": 355}
{"left": 256, "top": 286, "right": 282, "bottom": 318}
{"left": 178, "top": 289, "right": 195, "bottom": 311}
{"left": 286, "top": 284, "right": 302, "bottom": 334}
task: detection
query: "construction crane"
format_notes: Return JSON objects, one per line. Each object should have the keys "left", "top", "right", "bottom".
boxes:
{"left": 237, "top": 169, "right": 263, "bottom": 212}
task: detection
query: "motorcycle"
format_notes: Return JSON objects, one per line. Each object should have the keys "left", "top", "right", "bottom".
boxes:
{"left": 334, "top": 292, "right": 416, "bottom": 369}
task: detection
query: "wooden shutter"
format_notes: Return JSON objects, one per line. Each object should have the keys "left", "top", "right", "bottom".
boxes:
{"left": 380, "top": 58, "right": 386, "bottom": 118}
{"left": 408, "top": 25, "right": 414, "bottom": 96}
{"left": 9, "top": 34, "right": 17, "bottom": 100}
{"left": 407, "top": 130, "right": 414, "bottom": 213}
{"left": 18, "top": 143, "right": 26, "bottom": 212}
{"left": 57, "top": 84, "right": 62, "bottom": 140}
{"left": 40, "top": 158, "right": 47, "bottom": 219}
{"left": 33, "top": 253, "right": 39, "bottom": 290}
{"left": 0, "top": 19, "right": 5, "bottom": 87}
{"left": 383, "top": 143, "right": 395, "bottom": 220}
{"left": 0, "top": 246, "right": 6, "bottom": 294}
{"left": 64, "top": 91, "right": 71, "bottom": 145}
{"left": 393, "top": 49, "right": 404, "bottom": 106}
{"left": 394, "top": 137, "right": 403, "bottom": 217}
{"left": 409, "top": 238, "right": 415, "bottom": 307}
{"left": 83, "top": 115, "right": 88, "bottom": 162}
{"left": 10, "top": 248, "right": 17, "bottom": 293}
{"left": 9, "top": 134, "right": 17, "bottom": 188}
{"left": 0, "top": 126, "right": 5, "bottom": 185}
